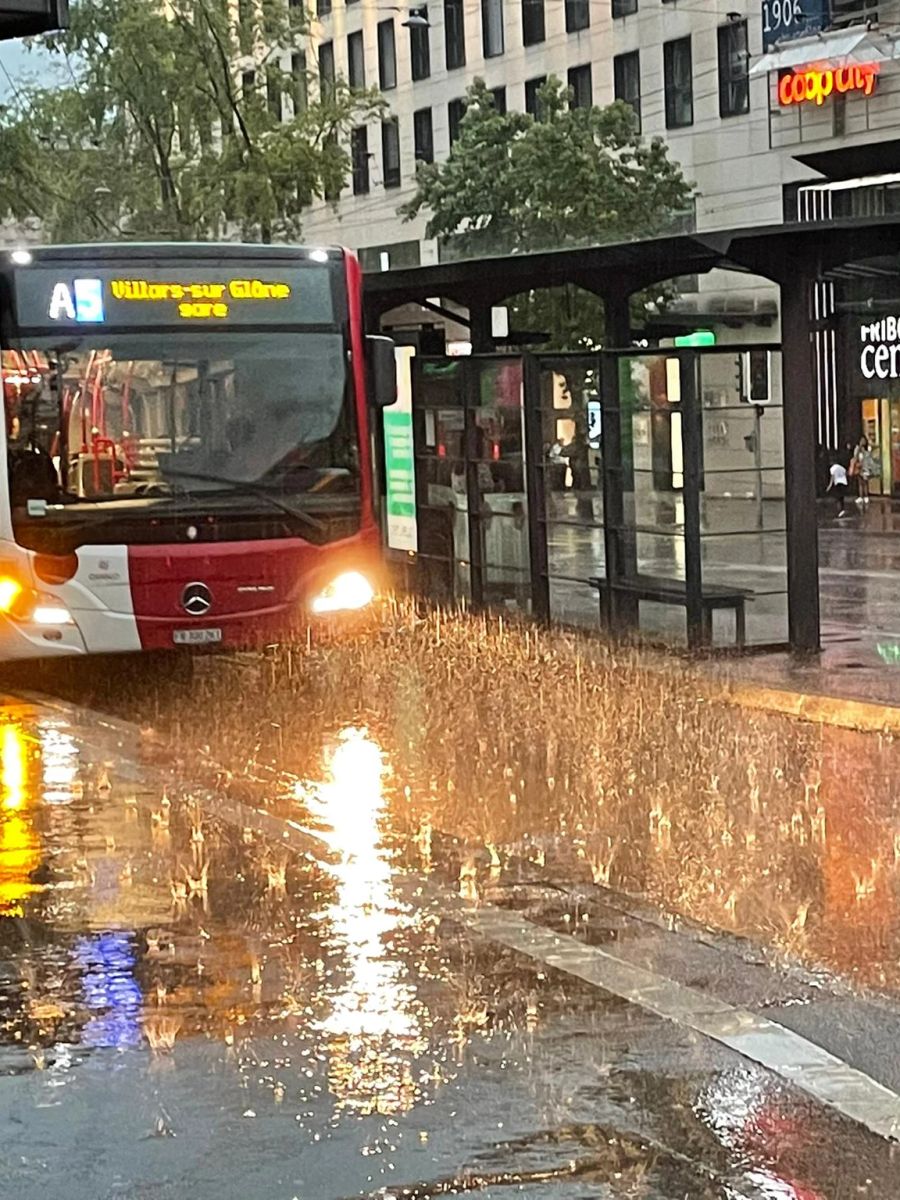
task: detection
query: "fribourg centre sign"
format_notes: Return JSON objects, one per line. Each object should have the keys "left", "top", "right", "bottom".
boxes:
{"left": 859, "top": 318, "right": 900, "bottom": 382}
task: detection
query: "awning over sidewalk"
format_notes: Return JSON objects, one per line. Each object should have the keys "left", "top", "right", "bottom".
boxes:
{"left": 750, "top": 26, "right": 900, "bottom": 76}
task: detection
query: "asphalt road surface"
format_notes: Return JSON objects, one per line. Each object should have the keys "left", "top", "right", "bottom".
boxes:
{"left": 2, "top": 690, "right": 900, "bottom": 1199}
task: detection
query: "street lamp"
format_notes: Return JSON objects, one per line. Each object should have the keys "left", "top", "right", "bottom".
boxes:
{"left": 376, "top": 6, "right": 429, "bottom": 27}
{"left": 92, "top": 185, "right": 124, "bottom": 238}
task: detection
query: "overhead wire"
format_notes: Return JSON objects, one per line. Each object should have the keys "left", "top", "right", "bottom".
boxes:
{"left": 0, "top": 0, "right": 793, "bottom": 237}
{"left": 304, "top": 53, "right": 787, "bottom": 225}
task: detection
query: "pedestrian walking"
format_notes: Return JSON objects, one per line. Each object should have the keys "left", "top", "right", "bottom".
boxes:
{"left": 827, "top": 455, "right": 849, "bottom": 518}
{"left": 853, "top": 435, "right": 877, "bottom": 506}
{"left": 848, "top": 440, "right": 861, "bottom": 499}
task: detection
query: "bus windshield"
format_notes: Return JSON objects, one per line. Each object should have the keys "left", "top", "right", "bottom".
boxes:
{"left": 3, "top": 329, "right": 359, "bottom": 546}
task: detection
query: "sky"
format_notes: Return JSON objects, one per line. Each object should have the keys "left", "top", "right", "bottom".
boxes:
{"left": 0, "top": 39, "right": 53, "bottom": 101}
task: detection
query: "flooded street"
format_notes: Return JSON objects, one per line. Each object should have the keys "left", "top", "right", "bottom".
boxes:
{"left": 6, "top": 610, "right": 900, "bottom": 1196}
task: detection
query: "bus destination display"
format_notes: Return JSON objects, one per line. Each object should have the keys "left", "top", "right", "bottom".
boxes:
{"left": 13, "top": 264, "right": 334, "bottom": 328}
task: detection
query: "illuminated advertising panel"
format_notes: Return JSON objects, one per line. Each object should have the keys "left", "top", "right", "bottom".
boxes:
{"left": 13, "top": 264, "right": 335, "bottom": 328}
{"left": 762, "top": 0, "right": 828, "bottom": 52}
{"left": 777, "top": 63, "right": 880, "bottom": 107}
{"left": 857, "top": 316, "right": 900, "bottom": 382}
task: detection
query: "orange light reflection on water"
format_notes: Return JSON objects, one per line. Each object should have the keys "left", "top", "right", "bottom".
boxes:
{"left": 0, "top": 722, "right": 40, "bottom": 914}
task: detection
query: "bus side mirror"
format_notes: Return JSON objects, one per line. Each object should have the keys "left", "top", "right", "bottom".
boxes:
{"left": 366, "top": 335, "right": 397, "bottom": 408}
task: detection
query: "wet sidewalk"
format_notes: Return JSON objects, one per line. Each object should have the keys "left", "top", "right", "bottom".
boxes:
{"left": 711, "top": 636, "right": 900, "bottom": 716}
{"left": 546, "top": 496, "right": 900, "bottom": 688}
{"left": 3, "top": 693, "right": 900, "bottom": 1198}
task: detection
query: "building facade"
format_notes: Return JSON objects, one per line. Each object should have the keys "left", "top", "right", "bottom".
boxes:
{"left": 296, "top": 0, "right": 896, "bottom": 253}
{"left": 292, "top": 0, "right": 900, "bottom": 479}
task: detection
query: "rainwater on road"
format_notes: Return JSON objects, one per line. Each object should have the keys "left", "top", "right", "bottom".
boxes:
{"left": 4, "top": 608, "right": 900, "bottom": 1198}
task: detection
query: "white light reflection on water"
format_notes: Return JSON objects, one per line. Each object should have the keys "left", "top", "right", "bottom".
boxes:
{"left": 37, "top": 721, "right": 80, "bottom": 804}
{"left": 305, "top": 727, "right": 423, "bottom": 1115}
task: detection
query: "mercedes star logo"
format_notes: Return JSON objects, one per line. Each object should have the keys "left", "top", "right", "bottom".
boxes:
{"left": 181, "top": 582, "right": 213, "bottom": 616}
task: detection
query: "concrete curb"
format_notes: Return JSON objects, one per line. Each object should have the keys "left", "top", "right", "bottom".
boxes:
{"left": 700, "top": 677, "right": 900, "bottom": 735}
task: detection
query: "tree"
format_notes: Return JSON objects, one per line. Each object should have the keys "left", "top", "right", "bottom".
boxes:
{"left": 402, "top": 77, "right": 693, "bottom": 509}
{"left": 0, "top": 0, "right": 383, "bottom": 242}
{"left": 401, "top": 77, "right": 693, "bottom": 351}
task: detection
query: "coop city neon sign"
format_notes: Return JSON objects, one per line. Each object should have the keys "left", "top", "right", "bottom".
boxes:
{"left": 778, "top": 63, "right": 879, "bottom": 106}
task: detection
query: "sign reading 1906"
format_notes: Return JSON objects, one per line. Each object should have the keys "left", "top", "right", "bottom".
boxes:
{"left": 762, "top": 0, "right": 828, "bottom": 51}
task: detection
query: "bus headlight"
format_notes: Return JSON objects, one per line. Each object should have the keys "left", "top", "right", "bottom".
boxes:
{"left": 32, "top": 603, "right": 73, "bottom": 626}
{"left": 0, "top": 581, "right": 73, "bottom": 626}
{"left": 311, "top": 571, "right": 375, "bottom": 615}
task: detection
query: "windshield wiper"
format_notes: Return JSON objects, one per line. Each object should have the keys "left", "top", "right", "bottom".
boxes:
{"left": 160, "top": 468, "right": 326, "bottom": 533}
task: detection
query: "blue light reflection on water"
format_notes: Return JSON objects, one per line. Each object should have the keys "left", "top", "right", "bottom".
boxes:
{"left": 73, "top": 931, "right": 143, "bottom": 1049}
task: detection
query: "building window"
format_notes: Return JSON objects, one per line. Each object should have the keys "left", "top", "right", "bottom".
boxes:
{"left": 491, "top": 85, "right": 507, "bottom": 113}
{"left": 833, "top": 91, "right": 847, "bottom": 136}
{"left": 568, "top": 63, "right": 592, "bottom": 108}
{"left": 664, "top": 36, "right": 693, "bottom": 129}
{"left": 382, "top": 118, "right": 401, "bottom": 188}
{"left": 414, "top": 107, "right": 434, "bottom": 162}
{"left": 717, "top": 20, "right": 749, "bottom": 117}
{"left": 291, "top": 52, "right": 307, "bottom": 113}
{"left": 351, "top": 126, "right": 370, "bottom": 194}
{"left": 522, "top": 0, "right": 545, "bottom": 45}
{"left": 242, "top": 70, "right": 256, "bottom": 99}
{"left": 238, "top": 0, "right": 253, "bottom": 45}
{"left": 448, "top": 97, "right": 466, "bottom": 145}
{"left": 612, "top": 0, "right": 637, "bottom": 16}
{"left": 377, "top": 20, "right": 397, "bottom": 90}
{"left": 524, "top": 76, "right": 546, "bottom": 118}
{"left": 613, "top": 49, "right": 641, "bottom": 131}
{"left": 318, "top": 41, "right": 335, "bottom": 103}
{"left": 444, "top": 0, "right": 466, "bottom": 69}
{"left": 317, "top": 0, "right": 332, "bottom": 15}
{"left": 482, "top": 0, "right": 504, "bottom": 57}
{"left": 410, "top": 14, "right": 431, "bottom": 79}
{"left": 565, "top": 0, "right": 589, "bottom": 31}
{"left": 348, "top": 30, "right": 365, "bottom": 89}
{"left": 323, "top": 132, "right": 340, "bottom": 201}
{"left": 266, "top": 67, "right": 281, "bottom": 119}
{"left": 195, "top": 107, "right": 212, "bottom": 149}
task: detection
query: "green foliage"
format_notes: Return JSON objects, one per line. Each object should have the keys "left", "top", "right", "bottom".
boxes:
{"left": 401, "top": 77, "right": 693, "bottom": 350}
{"left": 0, "top": 0, "right": 384, "bottom": 242}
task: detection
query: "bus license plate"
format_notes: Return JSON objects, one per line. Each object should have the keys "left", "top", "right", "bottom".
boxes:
{"left": 173, "top": 628, "right": 222, "bottom": 645}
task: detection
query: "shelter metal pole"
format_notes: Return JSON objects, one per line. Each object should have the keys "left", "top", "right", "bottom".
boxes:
{"left": 463, "top": 358, "right": 486, "bottom": 608}
{"left": 468, "top": 302, "right": 493, "bottom": 353}
{"left": 681, "top": 352, "right": 704, "bottom": 649}
{"left": 522, "top": 353, "right": 551, "bottom": 623}
{"left": 780, "top": 269, "right": 820, "bottom": 653}
{"left": 600, "top": 289, "right": 638, "bottom": 633}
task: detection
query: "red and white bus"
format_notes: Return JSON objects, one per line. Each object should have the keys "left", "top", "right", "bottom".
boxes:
{"left": 0, "top": 243, "right": 396, "bottom": 658}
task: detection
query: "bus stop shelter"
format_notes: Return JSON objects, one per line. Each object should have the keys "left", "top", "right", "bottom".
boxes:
{"left": 364, "top": 216, "right": 900, "bottom": 654}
